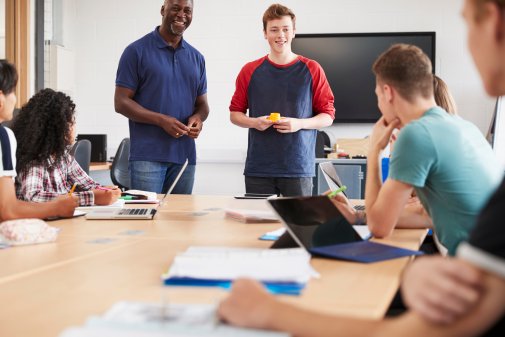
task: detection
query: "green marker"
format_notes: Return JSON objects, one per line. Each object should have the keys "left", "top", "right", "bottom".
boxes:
{"left": 327, "top": 185, "right": 347, "bottom": 198}
{"left": 119, "top": 195, "right": 134, "bottom": 200}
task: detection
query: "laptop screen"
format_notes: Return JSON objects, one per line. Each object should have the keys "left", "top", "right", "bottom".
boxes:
{"left": 319, "top": 161, "right": 347, "bottom": 197}
{"left": 268, "top": 196, "right": 363, "bottom": 250}
{"left": 159, "top": 159, "right": 189, "bottom": 206}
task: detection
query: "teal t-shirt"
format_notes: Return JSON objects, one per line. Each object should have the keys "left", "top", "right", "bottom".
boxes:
{"left": 389, "top": 107, "right": 502, "bottom": 255}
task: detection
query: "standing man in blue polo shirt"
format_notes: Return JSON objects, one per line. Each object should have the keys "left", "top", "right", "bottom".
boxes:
{"left": 115, "top": 0, "right": 208, "bottom": 194}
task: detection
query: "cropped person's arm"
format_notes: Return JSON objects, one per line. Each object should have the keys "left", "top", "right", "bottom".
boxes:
{"left": 273, "top": 113, "right": 333, "bottom": 133}
{"left": 379, "top": 271, "right": 505, "bottom": 337}
{"left": 114, "top": 86, "right": 189, "bottom": 138}
{"left": 230, "top": 110, "right": 273, "bottom": 131}
{"left": 0, "top": 177, "right": 77, "bottom": 220}
{"left": 219, "top": 275, "right": 505, "bottom": 337}
{"left": 365, "top": 117, "right": 415, "bottom": 237}
{"left": 366, "top": 177, "right": 413, "bottom": 237}
{"left": 396, "top": 203, "right": 433, "bottom": 229}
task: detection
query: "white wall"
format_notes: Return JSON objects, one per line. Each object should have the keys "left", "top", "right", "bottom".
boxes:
{"left": 0, "top": 0, "right": 5, "bottom": 59}
{"left": 58, "top": 0, "right": 495, "bottom": 195}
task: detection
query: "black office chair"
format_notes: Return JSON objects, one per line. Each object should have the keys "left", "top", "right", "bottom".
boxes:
{"left": 70, "top": 139, "right": 92, "bottom": 174}
{"left": 110, "top": 138, "right": 131, "bottom": 190}
{"left": 315, "top": 131, "right": 331, "bottom": 158}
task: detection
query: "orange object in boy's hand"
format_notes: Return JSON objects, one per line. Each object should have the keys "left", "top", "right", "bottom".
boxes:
{"left": 268, "top": 112, "right": 281, "bottom": 122}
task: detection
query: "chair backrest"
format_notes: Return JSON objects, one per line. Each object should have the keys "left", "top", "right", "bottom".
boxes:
{"left": 316, "top": 131, "right": 331, "bottom": 158}
{"left": 110, "top": 138, "right": 131, "bottom": 190}
{"left": 70, "top": 139, "right": 92, "bottom": 174}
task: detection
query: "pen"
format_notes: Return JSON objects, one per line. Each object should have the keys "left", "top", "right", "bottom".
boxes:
{"left": 327, "top": 185, "right": 347, "bottom": 198}
{"left": 68, "top": 183, "right": 77, "bottom": 196}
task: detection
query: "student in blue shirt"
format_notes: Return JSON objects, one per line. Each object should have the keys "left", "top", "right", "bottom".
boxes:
{"left": 115, "top": 0, "right": 209, "bottom": 194}
{"left": 366, "top": 44, "right": 501, "bottom": 256}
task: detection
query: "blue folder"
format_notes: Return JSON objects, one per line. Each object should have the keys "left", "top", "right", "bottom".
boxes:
{"left": 309, "top": 241, "right": 423, "bottom": 263}
{"left": 163, "top": 277, "right": 305, "bottom": 295}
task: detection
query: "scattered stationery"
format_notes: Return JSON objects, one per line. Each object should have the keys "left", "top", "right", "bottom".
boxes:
{"left": 59, "top": 301, "right": 289, "bottom": 337}
{"left": 260, "top": 226, "right": 371, "bottom": 241}
{"left": 225, "top": 208, "right": 280, "bottom": 223}
{"left": 259, "top": 227, "right": 286, "bottom": 241}
{"left": 162, "top": 246, "right": 318, "bottom": 295}
{"left": 121, "top": 190, "right": 159, "bottom": 204}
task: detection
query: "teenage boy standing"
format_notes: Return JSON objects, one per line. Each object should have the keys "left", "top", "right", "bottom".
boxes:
{"left": 230, "top": 4, "right": 335, "bottom": 197}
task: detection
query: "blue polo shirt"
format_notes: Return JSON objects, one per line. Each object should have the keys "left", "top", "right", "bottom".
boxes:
{"left": 116, "top": 26, "right": 207, "bottom": 164}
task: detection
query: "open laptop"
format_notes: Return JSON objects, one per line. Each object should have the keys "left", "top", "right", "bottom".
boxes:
{"left": 319, "top": 161, "right": 365, "bottom": 211}
{"left": 85, "top": 159, "right": 188, "bottom": 220}
{"left": 268, "top": 195, "right": 422, "bottom": 263}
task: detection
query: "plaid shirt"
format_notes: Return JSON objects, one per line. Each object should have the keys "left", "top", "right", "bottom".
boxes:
{"left": 16, "top": 153, "right": 101, "bottom": 206}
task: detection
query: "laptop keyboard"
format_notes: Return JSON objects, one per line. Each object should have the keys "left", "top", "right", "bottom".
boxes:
{"left": 118, "top": 208, "right": 149, "bottom": 215}
{"left": 353, "top": 205, "right": 365, "bottom": 211}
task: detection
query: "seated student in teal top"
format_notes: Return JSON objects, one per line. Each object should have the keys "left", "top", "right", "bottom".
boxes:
{"left": 363, "top": 44, "right": 502, "bottom": 255}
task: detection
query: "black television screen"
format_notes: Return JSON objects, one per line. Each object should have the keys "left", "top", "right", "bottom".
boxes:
{"left": 292, "top": 32, "right": 436, "bottom": 123}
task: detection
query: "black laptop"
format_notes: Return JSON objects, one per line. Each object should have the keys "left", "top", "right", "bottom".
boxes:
{"left": 268, "top": 196, "right": 422, "bottom": 263}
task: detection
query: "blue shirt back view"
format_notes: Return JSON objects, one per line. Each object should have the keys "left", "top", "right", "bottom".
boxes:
{"left": 389, "top": 107, "right": 502, "bottom": 255}
{"left": 116, "top": 27, "right": 207, "bottom": 165}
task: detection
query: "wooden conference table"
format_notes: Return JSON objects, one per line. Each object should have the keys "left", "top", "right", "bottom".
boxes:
{"left": 0, "top": 195, "right": 426, "bottom": 337}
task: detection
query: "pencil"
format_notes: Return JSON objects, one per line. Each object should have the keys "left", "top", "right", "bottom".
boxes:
{"left": 68, "top": 183, "right": 78, "bottom": 196}
{"left": 327, "top": 185, "right": 347, "bottom": 198}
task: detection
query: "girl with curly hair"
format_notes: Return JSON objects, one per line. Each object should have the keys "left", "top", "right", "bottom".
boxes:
{"left": 13, "top": 88, "right": 120, "bottom": 206}
{"left": 0, "top": 61, "right": 77, "bottom": 220}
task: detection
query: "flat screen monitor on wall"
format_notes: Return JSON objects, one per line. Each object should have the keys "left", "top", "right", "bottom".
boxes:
{"left": 292, "top": 32, "right": 436, "bottom": 123}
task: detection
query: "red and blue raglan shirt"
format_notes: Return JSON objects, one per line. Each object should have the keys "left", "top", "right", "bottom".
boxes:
{"left": 230, "top": 55, "right": 335, "bottom": 177}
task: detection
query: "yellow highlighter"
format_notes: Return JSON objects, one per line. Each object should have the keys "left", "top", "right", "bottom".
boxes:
{"left": 268, "top": 112, "right": 281, "bottom": 122}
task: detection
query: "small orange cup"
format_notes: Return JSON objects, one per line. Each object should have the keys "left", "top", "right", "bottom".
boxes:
{"left": 269, "top": 112, "right": 281, "bottom": 122}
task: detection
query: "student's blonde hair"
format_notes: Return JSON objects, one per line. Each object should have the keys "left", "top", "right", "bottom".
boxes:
{"left": 262, "top": 4, "right": 296, "bottom": 31}
{"left": 433, "top": 75, "right": 457, "bottom": 115}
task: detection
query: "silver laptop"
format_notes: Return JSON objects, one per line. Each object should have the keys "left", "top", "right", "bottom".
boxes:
{"left": 85, "top": 159, "right": 188, "bottom": 220}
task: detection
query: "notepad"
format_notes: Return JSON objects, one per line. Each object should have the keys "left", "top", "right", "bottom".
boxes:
{"left": 162, "top": 246, "right": 318, "bottom": 295}
{"left": 225, "top": 208, "right": 280, "bottom": 223}
{"left": 76, "top": 198, "right": 126, "bottom": 211}
{"left": 58, "top": 301, "right": 290, "bottom": 337}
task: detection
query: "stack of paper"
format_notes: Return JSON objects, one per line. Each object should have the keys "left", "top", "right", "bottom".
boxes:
{"left": 162, "top": 246, "right": 319, "bottom": 295}
{"left": 59, "top": 301, "right": 289, "bottom": 337}
{"left": 225, "top": 208, "right": 280, "bottom": 223}
{"left": 76, "top": 199, "right": 126, "bottom": 212}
